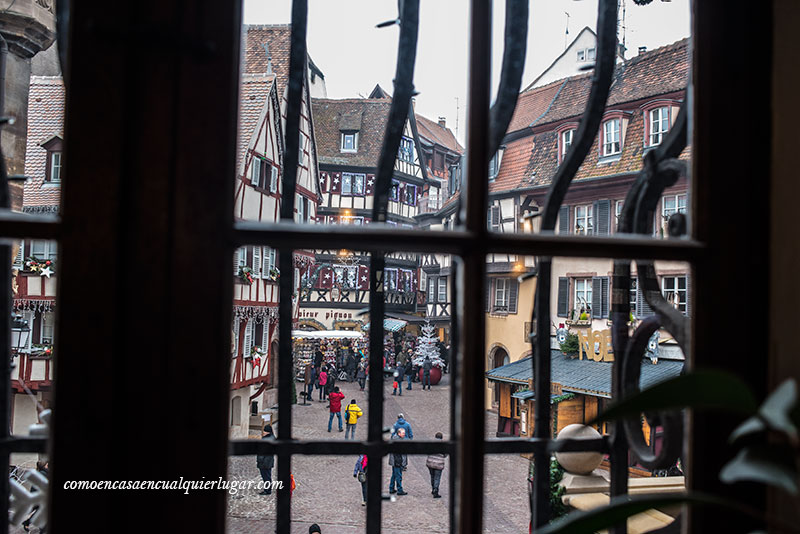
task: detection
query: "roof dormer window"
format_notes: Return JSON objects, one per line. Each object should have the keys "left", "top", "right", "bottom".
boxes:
{"left": 602, "top": 118, "right": 621, "bottom": 156}
{"left": 41, "top": 136, "right": 64, "bottom": 184}
{"left": 340, "top": 131, "right": 358, "bottom": 153}
{"left": 49, "top": 152, "right": 62, "bottom": 183}
{"left": 488, "top": 152, "right": 499, "bottom": 180}
{"left": 649, "top": 106, "right": 670, "bottom": 146}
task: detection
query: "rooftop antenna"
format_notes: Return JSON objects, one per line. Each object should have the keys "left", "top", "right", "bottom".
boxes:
{"left": 262, "top": 42, "right": 273, "bottom": 74}
{"left": 619, "top": 0, "right": 627, "bottom": 58}
{"left": 454, "top": 97, "right": 460, "bottom": 140}
{"left": 564, "top": 12, "right": 570, "bottom": 49}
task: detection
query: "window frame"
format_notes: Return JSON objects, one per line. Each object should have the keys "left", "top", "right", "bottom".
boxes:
{"left": 574, "top": 204, "right": 594, "bottom": 235}
{"left": 37, "top": 5, "right": 772, "bottom": 534}
{"left": 649, "top": 106, "right": 671, "bottom": 146}
{"left": 493, "top": 277, "right": 509, "bottom": 311}
{"left": 340, "top": 131, "right": 358, "bottom": 153}
{"left": 398, "top": 136, "right": 414, "bottom": 162}
{"left": 662, "top": 275, "right": 688, "bottom": 314}
{"left": 437, "top": 277, "right": 447, "bottom": 303}
{"left": 574, "top": 278, "right": 593, "bottom": 315}
{"left": 602, "top": 117, "right": 621, "bottom": 156}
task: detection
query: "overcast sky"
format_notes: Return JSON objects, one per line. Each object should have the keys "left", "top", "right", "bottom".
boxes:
{"left": 244, "top": 1, "right": 690, "bottom": 144}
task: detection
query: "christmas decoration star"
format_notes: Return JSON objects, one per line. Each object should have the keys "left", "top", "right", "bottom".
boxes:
{"left": 367, "top": 178, "right": 374, "bottom": 185}
{"left": 333, "top": 177, "right": 339, "bottom": 184}
{"left": 39, "top": 266, "right": 53, "bottom": 278}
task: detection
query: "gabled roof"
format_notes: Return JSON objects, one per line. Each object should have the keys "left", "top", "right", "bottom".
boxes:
{"left": 238, "top": 73, "right": 277, "bottom": 172}
{"left": 415, "top": 114, "right": 463, "bottom": 154}
{"left": 525, "top": 26, "right": 598, "bottom": 91}
{"left": 486, "top": 350, "right": 683, "bottom": 398}
{"left": 507, "top": 79, "right": 565, "bottom": 133}
{"left": 312, "top": 96, "right": 463, "bottom": 168}
{"left": 24, "top": 76, "right": 65, "bottom": 208}
{"left": 311, "top": 98, "right": 393, "bottom": 168}
{"left": 368, "top": 84, "right": 391, "bottom": 100}
{"left": 489, "top": 38, "right": 691, "bottom": 194}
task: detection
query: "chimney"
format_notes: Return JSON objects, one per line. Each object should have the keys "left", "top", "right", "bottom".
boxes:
{"left": 638, "top": 46, "right": 647, "bottom": 55}
{"left": 438, "top": 117, "right": 446, "bottom": 128}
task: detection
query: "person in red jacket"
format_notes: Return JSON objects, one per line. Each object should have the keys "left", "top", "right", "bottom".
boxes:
{"left": 327, "top": 386, "right": 345, "bottom": 432}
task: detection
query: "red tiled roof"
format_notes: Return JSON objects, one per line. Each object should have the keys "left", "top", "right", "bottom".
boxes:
{"left": 487, "top": 38, "right": 691, "bottom": 194}
{"left": 24, "top": 76, "right": 64, "bottom": 208}
{"left": 506, "top": 80, "right": 564, "bottom": 133}
{"left": 244, "top": 25, "right": 293, "bottom": 98}
{"left": 490, "top": 136, "right": 539, "bottom": 193}
{"left": 311, "top": 98, "right": 392, "bottom": 167}
{"left": 538, "top": 38, "right": 690, "bottom": 126}
{"left": 238, "top": 74, "right": 276, "bottom": 171}
{"left": 415, "top": 114, "right": 463, "bottom": 154}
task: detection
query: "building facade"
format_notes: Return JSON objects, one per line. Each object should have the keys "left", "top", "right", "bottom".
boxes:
{"left": 228, "top": 25, "right": 323, "bottom": 437}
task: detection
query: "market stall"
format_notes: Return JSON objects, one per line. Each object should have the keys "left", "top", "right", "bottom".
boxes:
{"left": 291, "top": 330, "right": 367, "bottom": 379}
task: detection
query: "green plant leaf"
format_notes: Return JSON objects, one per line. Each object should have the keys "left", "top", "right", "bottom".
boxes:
{"left": 719, "top": 446, "right": 799, "bottom": 495}
{"left": 758, "top": 379, "right": 797, "bottom": 438}
{"left": 730, "top": 379, "right": 799, "bottom": 443}
{"left": 536, "top": 493, "right": 736, "bottom": 534}
{"left": 589, "top": 370, "right": 758, "bottom": 426}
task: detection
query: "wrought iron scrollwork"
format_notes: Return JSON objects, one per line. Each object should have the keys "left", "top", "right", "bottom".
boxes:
{"left": 530, "top": 0, "right": 619, "bottom": 527}
{"left": 612, "top": 103, "right": 689, "bottom": 471}
{"left": 488, "top": 0, "right": 529, "bottom": 160}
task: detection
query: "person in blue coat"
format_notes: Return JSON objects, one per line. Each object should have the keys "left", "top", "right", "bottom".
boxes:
{"left": 391, "top": 413, "right": 414, "bottom": 439}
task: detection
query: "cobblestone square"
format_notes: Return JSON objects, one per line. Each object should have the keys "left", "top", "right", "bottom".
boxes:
{"left": 225, "top": 375, "right": 531, "bottom": 533}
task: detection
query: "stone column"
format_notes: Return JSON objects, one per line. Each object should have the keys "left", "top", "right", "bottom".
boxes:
{"left": 0, "top": 0, "right": 56, "bottom": 210}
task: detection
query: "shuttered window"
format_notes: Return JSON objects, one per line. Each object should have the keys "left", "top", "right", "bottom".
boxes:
{"left": 437, "top": 277, "right": 447, "bottom": 302}
{"left": 594, "top": 199, "right": 611, "bottom": 235}
{"left": 253, "top": 247, "right": 262, "bottom": 278}
{"left": 508, "top": 278, "right": 519, "bottom": 314}
{"left": 243, "top": 321, "right": 253, "bottom": 357}
{"left": 558, "top": 205, "right": 570, "bottom": 234}
{"left": 592, "top": 276, "right": 610, "bottom": 318}
{"left": 250, "top": 157, "right": 261, "bottom": 187}
{"left": 488, "top": 205, "right": 501, "bottom": 231}
{"left": 557, "top": 277, "right": 569, "bottom": 317}
{"left": 269, "top": 165, "right": 279, "bottom": 193}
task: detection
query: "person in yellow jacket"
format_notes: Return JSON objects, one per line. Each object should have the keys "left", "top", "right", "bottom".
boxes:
{"left": 343, "top": 399, "right": 363, "bottom": 440}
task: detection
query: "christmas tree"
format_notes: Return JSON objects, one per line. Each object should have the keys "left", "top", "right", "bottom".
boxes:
{"left": 412, "top": 320, "right": 444, "bottom": 368}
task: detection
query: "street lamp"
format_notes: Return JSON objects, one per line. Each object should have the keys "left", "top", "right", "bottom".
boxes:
{"left": 10, "top": 314, "right": 30, "bottom": 355}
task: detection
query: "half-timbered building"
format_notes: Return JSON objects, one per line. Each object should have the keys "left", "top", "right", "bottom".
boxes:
{"left": 13, "top": 75, "right": 63, "bottom": 435}
{"left": 228, "top": 26, "right": 323, "bottom": 437}
{"left": 302, "top": 94, "right": 459, "bottom": 330}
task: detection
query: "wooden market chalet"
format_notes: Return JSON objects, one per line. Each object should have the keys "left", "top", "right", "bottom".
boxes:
{"left": 298, "top": 85, "right": 462, "bottom": 331}
{"left": 230, "top": 26, "right": 323, "bottom": 430}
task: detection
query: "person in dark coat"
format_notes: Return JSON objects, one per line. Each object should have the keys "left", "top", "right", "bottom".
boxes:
{"left": 345, "top": 350, "right": 357, "bottom": 382}
{"left": 422, "top": 356, "right": 432, "bottom": 390}
{"left": 395, "top": 362, "right": 405, "bottom": 396}
{"left": 405, "top": 358, "right": 414, "bottom": 390}
{"left": 256, "top": 424, "right": 276, "bottom": 494}
{"left": 314, "top": 346, "right": 324, "bottom": 369}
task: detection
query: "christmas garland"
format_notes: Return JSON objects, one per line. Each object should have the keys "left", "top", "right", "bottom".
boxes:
{"left": 31, "top": 344, "right": 53, "bottom": 358}
{"left": 239, "top": 266, "right": 255, "bottom": 285}
{"left": 25, "top": 257, "right": 55, "bottom": 278}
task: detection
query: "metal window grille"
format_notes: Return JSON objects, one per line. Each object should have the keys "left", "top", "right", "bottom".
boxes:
{"left": 0, "top": 1, "right": 773, "bottom": 534}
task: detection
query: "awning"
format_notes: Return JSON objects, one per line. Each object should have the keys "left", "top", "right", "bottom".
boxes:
{"left": 363, "top": 318, "right": 408, "bottom": 332}
{"left": 291, "top": 330, "right": 363, "bottom": 339}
